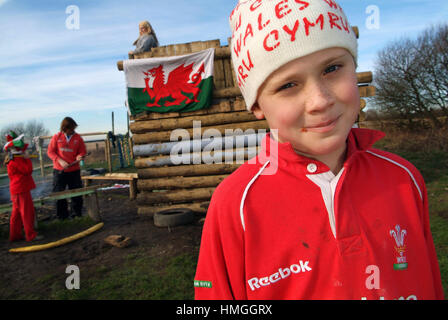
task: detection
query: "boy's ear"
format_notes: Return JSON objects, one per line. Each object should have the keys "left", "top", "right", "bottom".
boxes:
{"left": 251, "top": 102, "right": 265, "bottom": 120}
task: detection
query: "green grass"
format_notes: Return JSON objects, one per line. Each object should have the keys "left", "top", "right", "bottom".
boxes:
{"left": 375, "top": 131, "right": 448, "bottom": 298}
{"left": 426, "top": 174, "right": 448, "bottom": 298}
{"left": 35, "top": 215, "right": 97, "bottom": 237}
{"left": 429, "top": 214, "right": 448, "bottom": 298}
{"left": 2, "top": 128, "right": 447, "bottom": 300}
{"left": 48, "top": 251, "right": 198, "bottom": 300}
{"left": 0, "top": 215, "right": 97, "bottom": 241}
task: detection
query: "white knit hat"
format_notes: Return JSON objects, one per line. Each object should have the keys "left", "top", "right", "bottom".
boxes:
{"left": 229, "top": 0, "right": 358, "bottom": 111}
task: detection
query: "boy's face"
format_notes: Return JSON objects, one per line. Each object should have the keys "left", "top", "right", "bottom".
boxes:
{"left": 253, "top": 47, "right": 360, "bottom": 159}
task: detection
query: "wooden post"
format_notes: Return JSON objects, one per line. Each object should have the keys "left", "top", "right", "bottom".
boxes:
{"left": 129, "top": 178, "right": 137, "bottom": 200}
{"left": 38, "top": 137, "right": 45, "bottom": 177}
{"left": 85, "top": 191, "right": 102, "bottom": 222}
{"left": 128, "top": 136, "right": 134, "bottom": 160}
{"left": 127, "top": 112, "right": 130, "bottom": 136}
{"left": 105, "top": 138, "right": 112, "bottom": 173}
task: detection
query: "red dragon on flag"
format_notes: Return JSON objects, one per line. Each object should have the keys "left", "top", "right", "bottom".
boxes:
{"left": 142, "top": 62, "right": 205, "bottom": 107}
{"left": 124, "top": 48, "right": 214, "bottom": 114}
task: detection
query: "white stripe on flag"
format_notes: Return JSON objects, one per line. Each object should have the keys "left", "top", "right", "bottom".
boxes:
{"left": 123, "top": 48, "right": 214, "bottom": 88}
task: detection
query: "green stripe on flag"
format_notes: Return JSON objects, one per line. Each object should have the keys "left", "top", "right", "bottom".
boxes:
{"left": 127, "top": 77, "right": 213, "bottom": 115}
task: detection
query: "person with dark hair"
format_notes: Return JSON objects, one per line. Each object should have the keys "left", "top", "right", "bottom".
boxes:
{"left": 47, "top": 117, "right": 86, "bottom": 219}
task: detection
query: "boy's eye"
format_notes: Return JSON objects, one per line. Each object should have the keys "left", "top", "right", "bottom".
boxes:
{"left": 324, "top": 64, "right": 342, "bottom": 75}
{"left": 278, "top": 82, "right": 295, "bottom": 91}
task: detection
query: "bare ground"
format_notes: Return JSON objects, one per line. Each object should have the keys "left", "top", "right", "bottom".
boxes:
{"left": 0, "top": 182, "right": 204, "bottom": 299}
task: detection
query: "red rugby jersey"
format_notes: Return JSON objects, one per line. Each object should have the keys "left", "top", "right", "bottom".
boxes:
{"left": 194, "top": 128, "right": 444, "bottom": 300}
{"left": 7, "top": 157, "right": 36, "bottom": 195}
{"left": 47, "top": 132, "right": 86, "bottom": 172}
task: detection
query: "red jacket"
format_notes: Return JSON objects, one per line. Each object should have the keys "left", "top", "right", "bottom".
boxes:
{"left": 47, "top": 132, "right": 86, "bottom": 172}
{"left": 194, "top": 128, "right": 444, "bottom": 300}
{"left": 7, "top": 157, "right": 36, "bottom": 195}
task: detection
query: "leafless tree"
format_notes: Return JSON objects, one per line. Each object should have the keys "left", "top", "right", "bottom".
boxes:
{"left": 0, "top": 120, "right": 50, "bottom": 152}
{"left": 372, "top": 24, "right": 448, "bottom": 128}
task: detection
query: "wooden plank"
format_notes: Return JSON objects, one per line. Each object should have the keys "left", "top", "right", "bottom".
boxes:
{"left": 190, "top": 41, "right": 204, "bottom": 53}
{"left": 130, "top": 111, "right": 256, "bottom": 133}
{"left": 214, "top": 58, "right": 226, "bottom": 89}
{"left": 233, "top": 97, "right": 247, "bottom": 111}
{"left": 105, "top": 173, "right": 137, "bottom": 178}
{"left": 137, "top": 201, "right": 210, "bottom": 217}
{"left": 39, "top": 132, "right": 108, "bottom": 140}
{"left": 174, "top": 42, "right": 192, "bottom": 55}
{"left": 0, "top": 185, "right": 109, "bottom": 214}
{"left": 138, "top": 163, "right": 240, "bottom": 178}
{"left": 166, "top": 44, "right": 176, "bottom": 56}
{"left": 137, "top": 187, "right": 216, "bottom": 205}
{"left": 359, "top": 85, "right": 376, "bottom": 97}
{"left": 81, "top": 176, "right": 134, "bottom": 181}
{"left": 132, "top": 120, "right": 269, "bottom": 144}
{"left": 352, "top": 26, "right": 359, "bottom": 39}
{"left": 213, "top": 87, "right": 241, "bottom": 99}
{"left": 135, "top": 146, "right": 260, "bottom": 168}
{"left": 223, "top": 57, "right": 234, "bottom": 87}
{"left": 138, "top": 174, "right": 228, "bottom": 190}
{"left": 130, "top": 100, "right": 231, "bottom": 122}
{"left": 360, "top": 99, "right": 367, "bottom": 110}
{"left": 357, "top": 72, "right": 373, "bottom": 84}
{"left": 47, "top": 189, "right": 96, "bottom": 201}
{"left": 1, "top": 200, "right": 44, "bottom": 214}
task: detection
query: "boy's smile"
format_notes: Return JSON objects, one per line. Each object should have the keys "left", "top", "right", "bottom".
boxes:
{"left": 252, "top": 47, "right": 360, "bottom": 172}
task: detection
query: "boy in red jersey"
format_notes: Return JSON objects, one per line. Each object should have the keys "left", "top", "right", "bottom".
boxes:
{"left": 4, "top": 131, "right": 41, "bottom": 242}
{"left": 194, "top": 0, "right": 444, "bottom": 299}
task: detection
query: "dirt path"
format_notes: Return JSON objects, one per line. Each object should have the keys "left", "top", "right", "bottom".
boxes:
{"left": 0, "top": 185, "right": 204, "bottom": 299}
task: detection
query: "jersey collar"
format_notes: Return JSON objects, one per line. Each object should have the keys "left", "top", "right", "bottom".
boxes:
{"left": 259, "top": 128, "right": 386, "bottom": 174}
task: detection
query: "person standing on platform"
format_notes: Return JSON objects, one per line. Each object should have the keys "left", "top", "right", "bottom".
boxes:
{"left": 129, "top": 20, "right": 159, "bottom": 57}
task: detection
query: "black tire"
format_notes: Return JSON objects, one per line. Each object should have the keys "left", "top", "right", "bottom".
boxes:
{"left": 153, "top": 208, "right": 195, "bottom": 227}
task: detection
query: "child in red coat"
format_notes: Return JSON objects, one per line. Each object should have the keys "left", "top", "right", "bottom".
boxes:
{"left": 194, "top": 0, "right": 443, "bottom": 300}
{"left": 3, "top": 131, "right": 41, "bottom": 242}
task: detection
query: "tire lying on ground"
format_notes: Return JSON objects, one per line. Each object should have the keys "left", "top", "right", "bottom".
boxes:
{"left": 153, "top": 208, "right": 195, "bottom": 227}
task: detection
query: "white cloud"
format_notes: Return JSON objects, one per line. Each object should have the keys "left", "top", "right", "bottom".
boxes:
{"left": 1, "top": 0, "right": 447, "bottom": 133}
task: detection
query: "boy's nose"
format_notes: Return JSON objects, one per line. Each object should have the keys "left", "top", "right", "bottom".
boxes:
{"left": 304, "top": 81, "right": 335, "bottom": 114}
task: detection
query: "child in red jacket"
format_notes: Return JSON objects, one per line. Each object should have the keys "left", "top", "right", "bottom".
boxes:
{"left": 194, "top": 0, "right": 443, "bottom": 300}
{"left": 3, "top": 131, "right": 41, "bottom": 242}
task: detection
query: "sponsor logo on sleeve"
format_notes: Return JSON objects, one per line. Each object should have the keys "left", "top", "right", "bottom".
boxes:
{"left": 194, "top": 280, "right": 212, "bottom": 288}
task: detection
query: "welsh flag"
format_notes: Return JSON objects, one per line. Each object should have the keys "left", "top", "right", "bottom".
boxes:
{"left": 124, "top": 48, "right": 214, "bottom": 115}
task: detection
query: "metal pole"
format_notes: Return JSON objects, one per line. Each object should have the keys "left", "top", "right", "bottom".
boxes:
{"left": 112, "top": 112, "right": 115, "bottom": 135}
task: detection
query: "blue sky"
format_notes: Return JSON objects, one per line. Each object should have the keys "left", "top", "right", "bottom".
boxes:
{"left": 0, "top": 0, "right": 447, "bottom": 136}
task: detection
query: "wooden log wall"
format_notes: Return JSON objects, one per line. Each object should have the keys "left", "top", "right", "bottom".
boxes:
{"left": 120, "top": 27, "right": 375, "bottom": 217}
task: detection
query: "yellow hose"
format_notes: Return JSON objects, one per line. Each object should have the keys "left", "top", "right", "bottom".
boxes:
{"left": 9, "top": 222, "right": 104, "bottom": 253}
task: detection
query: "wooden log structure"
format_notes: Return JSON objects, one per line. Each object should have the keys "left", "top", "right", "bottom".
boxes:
{"left": 118, "top": 26, "right": 375, "bottom": 217}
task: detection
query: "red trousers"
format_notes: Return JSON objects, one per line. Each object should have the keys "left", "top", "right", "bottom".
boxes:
{"left": 10, "top": 191, "right": 37, "bottom": 242}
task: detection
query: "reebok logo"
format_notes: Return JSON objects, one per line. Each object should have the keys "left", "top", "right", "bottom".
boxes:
{"left": 248, "top": 260, "right": 312, "bottom": 291}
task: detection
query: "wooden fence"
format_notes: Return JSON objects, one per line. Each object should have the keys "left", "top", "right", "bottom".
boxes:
{"left": 118, "top": 27, "right": 375, "bottom": 217}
